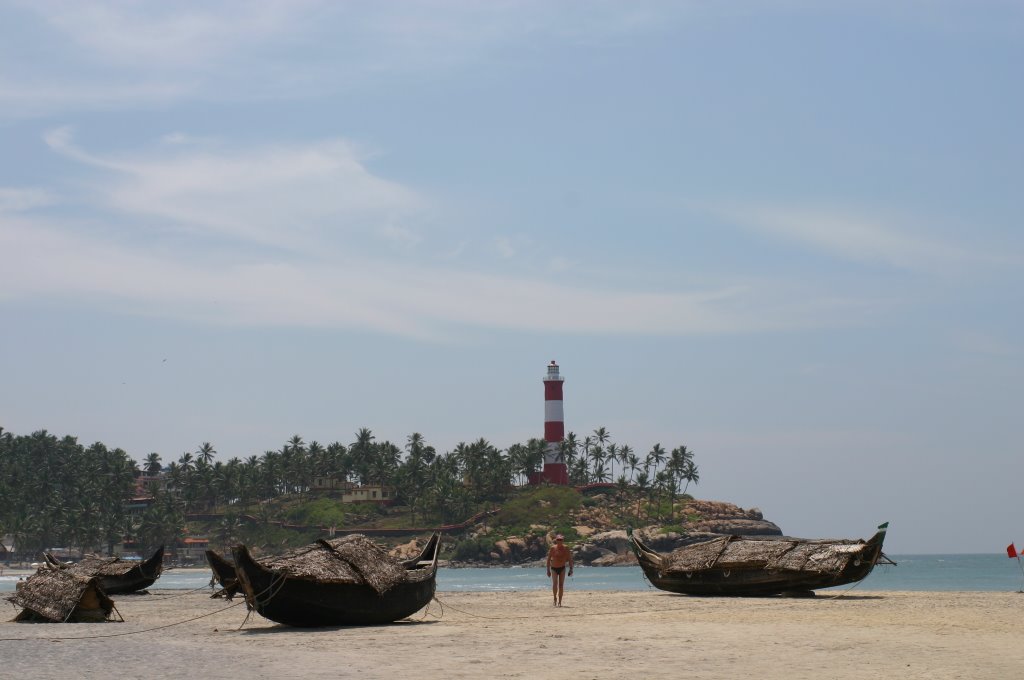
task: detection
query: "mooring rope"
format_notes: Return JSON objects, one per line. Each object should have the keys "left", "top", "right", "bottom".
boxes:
{"left": 0, "top": 573, "right": 288, "bottom": 641}
{"left": 236, "top": 573, "right": 289, "bottom": 630}
{"left": 0, "top": 600, "right": 246, "bottom": 642}
{"left": 821, "top": 578, "right": 865, "bottom": 599}
{"left": 128, "top": 583, "right": 217, "bottom": 600}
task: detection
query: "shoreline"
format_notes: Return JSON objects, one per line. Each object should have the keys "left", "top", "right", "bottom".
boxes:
{"left": 2, "top": 589, "right": 1022, "bottom": 679}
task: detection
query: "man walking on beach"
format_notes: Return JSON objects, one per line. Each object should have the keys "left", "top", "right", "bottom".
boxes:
{"left": 546, "top": 534, "right": 574, "bottom": 607}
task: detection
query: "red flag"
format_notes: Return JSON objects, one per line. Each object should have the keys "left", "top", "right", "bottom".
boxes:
{"left": 1008, "top": 544, "right": 1018, "bottom": 559}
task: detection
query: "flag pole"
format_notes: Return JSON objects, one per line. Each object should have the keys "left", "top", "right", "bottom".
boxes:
{"left": 1007, "top": 544, "right": 1023, "bottom": 593}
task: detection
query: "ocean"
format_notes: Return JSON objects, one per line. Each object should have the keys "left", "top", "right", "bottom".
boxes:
{"left": 2, "top": 554, "right": 1022, "bottom": 593}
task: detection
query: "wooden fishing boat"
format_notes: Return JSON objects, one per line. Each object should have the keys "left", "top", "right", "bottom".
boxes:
{"left": 44, "top": 546, "right": 164, "bottom": 595}
{"left": 232, "top": 533, "right": 441, "bottom": 627}
{"left": 629, "top": 523, "right": 893, "bottom": 596}
{"left": 205, "top": 549, "right": 241, "bottom": 599}
{"left": 7, "top": 568, "right": 116, "bottom": 622}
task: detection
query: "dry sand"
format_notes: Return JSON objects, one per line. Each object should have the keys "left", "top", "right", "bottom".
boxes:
{"left": 2, "top": 588, "right": 1022, "bottom": 679}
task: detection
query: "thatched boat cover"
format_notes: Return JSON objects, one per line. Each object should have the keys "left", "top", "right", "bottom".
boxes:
{"left": 664, "top": 536, "right": 875, "bottom": 576}
{"left": 64, "top": 554, "right": 138, "bottom": 577}
{"left": 257, "top": 535, "right": 408, "bottom": 595}
{"left": 7, "top": 569, "right": 114, "bottom": 623}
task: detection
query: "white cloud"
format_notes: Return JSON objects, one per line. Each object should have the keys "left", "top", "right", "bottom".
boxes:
{"left": 2, "top": 130, "right": 887, "bottom": 340}
{"left": 547, "top": 256, "right": 574, "bottom": 272}
{"left": 160, "top": 132, "right": 219, "bottom": 146}
{"left": 0, "top": 80, "right": 192, "bottom": 119}
{"left": 44, "top": 129, "right": 424, "bottom": 253}
{"left": 949, "top": 330, "right": 1019, "bottom": 359}
{"left": 494, "top": 237, "right": 517, "bottom": 259}
{"left": 0, "top": 187, "right": 56, "bottom": 213}
{"left": 0, "top": 207, "right": 863, "bottom": 339}
{"left": 713, "top": 203, "right": 1002, "bottom": 272}
{"left": 19, "top": 0, "right": 307, "bottom": 69}
{"left": 1, "top": 1, "right": 694, "bottom": 117}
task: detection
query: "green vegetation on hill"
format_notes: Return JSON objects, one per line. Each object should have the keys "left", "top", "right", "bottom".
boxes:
{"left": 1, "top": 425, "right": 701, "bottom": 562}
{"left": 496, "top": 485, "right": 582, "bottom": 534}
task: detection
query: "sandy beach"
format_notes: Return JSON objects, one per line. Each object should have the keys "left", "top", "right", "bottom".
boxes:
{"left": 2, "top": 588, "right": 1022, "bottom": 679}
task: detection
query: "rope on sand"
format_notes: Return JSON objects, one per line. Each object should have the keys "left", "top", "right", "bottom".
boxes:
{"left": 126, "top": 583, "right": 218, "bottom": 600}
{"left": 236, "top": 573, "right": 288, "bottom": 630}
{"left": 0, "top": 575, "right": 286, "bottom": 641}
{"left": 0, "top": 600, "right": 246, "bottom": 642}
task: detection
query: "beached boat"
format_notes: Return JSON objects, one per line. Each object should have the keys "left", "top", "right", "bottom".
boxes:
{"left": 44, "top": 546, "right": 165, "bottom": 595}
{"left": 7, "top": 568, "right": 116, "bottom": 622}
{"left": 205, "top": 549, "right": 241, "bottom": 599}
{"left": 232, "top": 533, "right": 441, "bottom": 627}
{"left": 629, "top": 523, "right": 892, "bottom": 596}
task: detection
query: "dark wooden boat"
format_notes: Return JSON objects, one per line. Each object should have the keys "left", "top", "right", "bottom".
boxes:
{"left": 205, "top": 549, "right": 241, "bottom": 599}
{"left": 232, "top": 533, "right": 441, "bottom": 627}
{"left": 44, "top": 546, "right": 165, "bottom": 595}
{"left": 629, "top": 523, "right": 893, "bottom": 596}
{"left": 7, "top": 568, "right": 116, "bottom": 622}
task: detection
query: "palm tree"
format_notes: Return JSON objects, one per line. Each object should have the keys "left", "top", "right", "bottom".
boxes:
{"left": 506, "top": 443, "right": 529, "bottom": 486}
{"left": 570, "top": 456, "right": 589, "bottom": 486}
{"left": 143, "top": 452, "right": 162, "bottom": 476}
{"left": 665, "top": 445, "right": 694, "bottom": 520}
{"left": 593, "top": 427, "right": 611, "bottom": 471}
{"left": 399, "top": 433, "right": 433, "bottom": 520}
{"left": 197, "top": 442, "right": 216, "bottom": 465}
{"left": 681, "top": 460, "right": 700, "bottom": 495}
{"left": 350, "top": 428, "right": 376, "bottom": 486}
{"left": 281, "top": 435, "right": 308, "bottom": 494}
{"left": 587, "top": 444, "right": 605, "bottom": 484}
{"left": 527, "top": 438, "right": 546, "bottom": 478}
{"left": 372, "top": 441, "right": 401, "bottom": 487}
{"left": 562, "top": 432, "right": 579, "bottom": 469}
{"left": 177, "top": 452, "right": 195, "bottom": 504}
{"left": 646, "top": 444, "right": 666, "bottom": 476}
{"left": 625, "top": 450, "right": 640, "bottom": 483}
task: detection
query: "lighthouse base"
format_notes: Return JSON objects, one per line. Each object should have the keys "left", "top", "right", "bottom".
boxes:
{"left": 540, "top": 463, "right": 569, "bottom": 485}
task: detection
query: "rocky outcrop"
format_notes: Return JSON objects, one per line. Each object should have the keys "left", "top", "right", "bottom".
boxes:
{"left": 565, "top": 500, "right": 784, "bottom": 566}
{"left": 388, "top": 538, "right": 426, "bottom": 560}
{"left": 447, "top": 497, "right": 783, "bottom": 567}
{"left": 678, "top": 500, "right": 781, "bottom": 538}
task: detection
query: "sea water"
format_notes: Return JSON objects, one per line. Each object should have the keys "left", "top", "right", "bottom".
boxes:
{"left": 2, "top": 554, "right": 1022, "bottom": 593}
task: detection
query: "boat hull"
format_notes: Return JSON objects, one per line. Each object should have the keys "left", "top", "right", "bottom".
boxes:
{"left": 99, "top": 546, "right": 165, "bottom": 595}
{"left": 205, "top": 549, "right": 241, "bottom": 598}
{"left": 232, "top": 534, "right": 439, "bottom": 627}
{"left": 631, "top": 529, "right": 888, "bottom": 597}
{"left": 46, "top": 546, "right": 164, "bottom": 595}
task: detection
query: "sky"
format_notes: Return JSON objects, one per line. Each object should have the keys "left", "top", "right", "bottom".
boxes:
{"left": 1, "top": 1, "right": 1021, "bottom": 555}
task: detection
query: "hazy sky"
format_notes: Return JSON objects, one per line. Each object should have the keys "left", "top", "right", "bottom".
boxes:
{"left": 2, "top": 1, "right": 1021, "bottom": 554}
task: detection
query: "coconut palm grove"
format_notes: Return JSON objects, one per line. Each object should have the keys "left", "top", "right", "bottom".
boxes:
{"left": 0, "top": 425, "right": 700, "bottom": 563}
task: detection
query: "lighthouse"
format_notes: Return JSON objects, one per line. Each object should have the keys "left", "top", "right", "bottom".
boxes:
{"left": 542, "top": 360, "right": 569, "bottom": 485}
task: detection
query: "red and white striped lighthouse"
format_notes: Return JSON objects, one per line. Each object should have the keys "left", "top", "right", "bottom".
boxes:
{"left": 542, "top": 360, "right": 569, "bottom": 485}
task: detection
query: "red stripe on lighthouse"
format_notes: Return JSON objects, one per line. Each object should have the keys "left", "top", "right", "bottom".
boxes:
{"left": 544, "top": 381, "right": 563, "bottom": 401}
{"left": 544, "top": 421, "right": 564, "bottom": 442}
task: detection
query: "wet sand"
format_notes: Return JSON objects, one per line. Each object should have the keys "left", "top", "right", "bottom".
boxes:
{"left": 2, "top": 589, "right": 1022, "bottom": 679}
